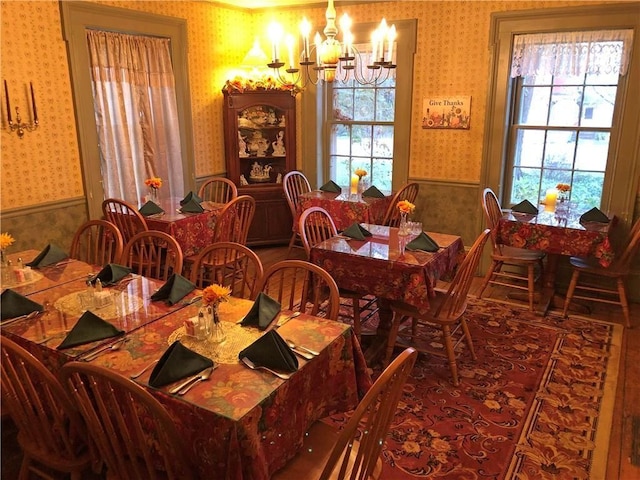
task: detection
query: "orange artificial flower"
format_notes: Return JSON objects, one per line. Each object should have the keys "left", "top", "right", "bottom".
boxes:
{"left": 556, "top": 183, "right": 571, "bottom": 193}
{"left": 0, "top": 232, "right": 15, "bottom": 250}
{"left": 145, "top": 177, "right": 163, "bottom": 189}
{"left": 397, "top": 200, "right": 416, "bottom": 214}
{"left": 202, "top": 284, "right": 231, "bottom": 306}
{"left": 354, "top": 168, "right": 368, "bottom": 179}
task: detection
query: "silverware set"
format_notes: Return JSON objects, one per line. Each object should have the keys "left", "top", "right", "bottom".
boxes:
{"left": 79, "top": 337, "right": 128, "bottom": 361}
{"left": 1, "top": 310, "right": 43, "bottom": 327}
{"left": 240, "top": 357, "right": 291, "bottom": 380}
{"left": 169, "top": 366, "right": 215, "bottom": 395}
{"left": 284, "top": 339, "right": 320, "bottom": 357}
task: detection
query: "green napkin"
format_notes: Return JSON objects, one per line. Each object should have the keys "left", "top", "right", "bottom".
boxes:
{"left": 25, "top": 244, "right": 68, "bottom": 268}
{"left": 362, "top": 185, "right": 385, "bottom": 198}
{"left": 580, "top": 207, "right": 609, "bottom": 223}
{"left": 1, "top": 289, "right": 44, "bottom": 322}
{"left": 238, "top": 330, "right": 298, "bottom": 373}
{"left": 319, "top": 180, "right": 341, "bottom": 193}
{"left": 512, "top": 200, "right": 539, "bottom": 214}
{"left": 342, "top": 223, "right": 372, "bottom": 241}
{"left": 240, "top": 292, "right": 281, "bottom": 330}
{"left": 57, "top": 311, "right": 124, "bottom": 350}
{"left": 149, "top": 341, "right": 214, "bottom": 388}
{"left": 139, "top": 201, "right": 164, "bottom": 216}
{"left": 91, "top": 264, "right": 132, "bottom": 286}
{"left": 406, "top": 232, "right": 439, "bottom": 252}
{"left": 180, "top": 198, "right": 204, "bottom": 213}
{"left": 150, "top": 273, "right": 195, "bottom": 305}
{"left": 180, "top": 191, "right": 202, "bottom": 206}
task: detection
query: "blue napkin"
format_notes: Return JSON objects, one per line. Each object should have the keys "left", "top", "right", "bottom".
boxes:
{"left": 512, "top": 200, "right": 539, "bottom": 214}
{"left": 57, "top": 311, "right": 124, "bottom": 350}
{"left": 149, "top": 341, "right": 214, "bottom": 388}
{"left": 25, "top": 244, "right": 68, "bottom": 268}
{"left": 319, "top": 181, "right": 341, "bottom": 193}
{"left": 150, "top": 273, "right": 195, "bottom": 305}
{"left": 580, "top": 207, "right": 609, "bottom": 223}
{"left": 342, "top": 223, "right": 372, "bottom": 241}
{"left": 362, "top": 185, "right": 385, "bottom": 198}
{"left": 1, "top": 289, "right": 44, "bottom": 322}
{"left": 240, "top": 292, "right": 281, "bottom": 330}
{"left": 139, "top": 201, "right": 164, "bottom": 216}
{"left": 406, "top": 232, "right": 439, "bottom": 252}
{"left": 239, "top": 330, "right": 298, "bottom": 373}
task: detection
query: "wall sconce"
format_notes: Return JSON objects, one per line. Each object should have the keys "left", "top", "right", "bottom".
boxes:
{"left": 4, "top": 80, "right": 39, "bottom": 139}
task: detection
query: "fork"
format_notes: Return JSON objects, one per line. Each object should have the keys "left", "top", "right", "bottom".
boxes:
{"left": 241, "top": 357, "right": 291, "bottom": 380}
{"left": 80, "top": 337, "right": 127, "bottom": 361}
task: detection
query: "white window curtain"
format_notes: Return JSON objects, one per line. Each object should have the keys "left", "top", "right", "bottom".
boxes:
{"left": 511, "top": 29, "right": 634, "bottom": 78}
{"left": 87, "top": 30, "right": 183, "bottom": 205}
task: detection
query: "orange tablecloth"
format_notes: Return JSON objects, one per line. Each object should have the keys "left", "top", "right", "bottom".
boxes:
{"left": 299, "top": 191, "right": 392, "bottom": 231}
{"left": 310, "top": 224, "right": 465, "bottom": 310}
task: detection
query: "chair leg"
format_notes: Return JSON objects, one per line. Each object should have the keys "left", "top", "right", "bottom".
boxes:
{"left": 562, "top": 270, "right": 580, "bottom": 318}
{"left": 617, "top": 278, "right": 631, "bottom": 328}
{"left": 18, "top": 457, "right": 31, "bottom": 480}
{"left": 478, "top": 261, "right": 499, "bottom": 298}
{"left": 527, "top": 264, "right": 535, "bottom": 311}
{"left": 384, "top": 311, "right": 404, "bottom": 367}
{"left": 460, "top": 318, "right": 476, "bottom": 360}
{"left": 351, "top": 296, "right": 362, "bottom": 341}
{"left": 286, "top": 232, "right": 297, "bottom": 258}
{"left": 441, "top": 325, "right": 459, "bottom": 387}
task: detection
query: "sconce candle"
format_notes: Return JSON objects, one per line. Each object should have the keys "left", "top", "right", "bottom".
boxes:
{"left": 545, "top": 188, "right": 558, "bottom": 207}
{"left": 4, "top": 80, "right": 11, "bottom": 123}
{"left": 30, "top": 82, "right": 37, "bottom": 123}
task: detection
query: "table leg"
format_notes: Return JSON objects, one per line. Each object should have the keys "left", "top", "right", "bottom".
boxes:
{"left": 362, "top": 298, "right": 393, "bottom": 366}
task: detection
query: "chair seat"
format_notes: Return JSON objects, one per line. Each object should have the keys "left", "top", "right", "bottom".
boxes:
{"left": 568, "top": 256, "right": 628, "bottom": 276}
{"left": 391, "top": 292, "right": 465, "bottom": 325}
{"left": 272, "top": 418, "right": 382, "bottom": 480}
{"left": 495, "top": 245, "right": 545, "bottom": 261}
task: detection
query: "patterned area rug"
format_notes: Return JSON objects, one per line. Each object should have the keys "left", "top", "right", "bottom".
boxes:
{"left": 332, "top": 296, "right": 622, "bottom": 479}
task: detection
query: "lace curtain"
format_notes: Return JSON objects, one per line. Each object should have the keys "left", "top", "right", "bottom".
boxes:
{"left": 511, "top": 29, "right": 634, "bottom": 78}
{"left": 87, "top": 30, "right": 183, "bottom": 205}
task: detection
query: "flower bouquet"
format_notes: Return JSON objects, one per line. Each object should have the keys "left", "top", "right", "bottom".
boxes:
{"left": 144, "top": 177, "right": 163, "bottom": 202}
{"left": 0, "top": 232, "right": 14, "bottom": 266}
{"left": 201, "top": 284, "right": 231, "bottom": 343}
{"left": 556, "top": 183, "right": 571, "bottom": 202}
{"left": 396, "top": 200, "right": 416, "bottom": 235}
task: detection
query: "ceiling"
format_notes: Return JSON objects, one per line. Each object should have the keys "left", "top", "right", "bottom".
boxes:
{"left": 212, "top": 0, "right": 380, "bottom": 9}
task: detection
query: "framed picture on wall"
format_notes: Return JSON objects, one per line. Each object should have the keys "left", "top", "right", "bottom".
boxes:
{"left": 422, "top": 96, "right": 471, "bottom": 129}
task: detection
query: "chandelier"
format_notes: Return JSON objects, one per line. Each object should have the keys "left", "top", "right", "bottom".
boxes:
{"left": 266, "top": 0, "right": 396, "bottom": 88}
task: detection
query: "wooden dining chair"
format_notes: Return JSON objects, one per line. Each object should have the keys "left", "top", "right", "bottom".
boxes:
{"left": 197, "top": 177, "right": 238, "bottom": 204}
{"left": 477, "top": 187, "right": 545, "bottom": 311}
{"left": 60, "top": 362, "right": 196, "bottom": 480}
{"left": 299, "top": 206, "right": 375, "bottom": 340}
{"left": 255, "top": 260, "right": 340, "bottom": 320}
{"left": 120, "top": 230, "right": 184, "bottom": 281}
{"left": 213, "top": 194, "right": 256, "bottom": 244}
{"left": 190, "top": 241, "right": 264, "bottom": 299}
{"left": 102, "top": 198, "right": 149, "bottom": 245}
{"left": 385, "top": 229, "right": 490, "bottom": 386}
{"left": 562, "top": 217, "right": 640, "bottom": 328}
{"left": 381, "top": 182, "right": 419, "bottom": 227}
{"left": 272, "top": 347, "right": 417, "bottom": 480}
{"left": 1, "top": 337, "right": 92, "bottom": 480}
{"left": 70, "top": 219, "right": 124, "bottom": 266}
{"left": 283, "top": 171, "right": 312, "bottom": 256}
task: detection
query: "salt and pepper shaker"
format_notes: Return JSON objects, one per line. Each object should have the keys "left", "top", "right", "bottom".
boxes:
{"left": 95, "top": 278, "right": 103, "bottom": 292}
{"left": 17, "top": 257, "right": 23, "bottom": 269}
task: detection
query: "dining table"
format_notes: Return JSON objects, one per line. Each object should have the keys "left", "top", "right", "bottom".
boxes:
{"left": 138, "top": 197, "right": 226, "bottom": 257}
{"left": 309, "top": 224, "right": 465, "bottom": 362}
{"left": 497, "top": 205, "right": 616, "bottom": 315}
{"left": 1, "top": 251, "right": 372, "bottom": 480}
{"left": 298, "top": 190, "right": 392, "bottom": 231}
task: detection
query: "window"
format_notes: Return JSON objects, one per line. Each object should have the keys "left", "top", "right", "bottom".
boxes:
{"left": 505, "top": 30, "right": 633, "bottom": 211}
{"left": 329, "top": 44, "right": 396, "bottom": 191}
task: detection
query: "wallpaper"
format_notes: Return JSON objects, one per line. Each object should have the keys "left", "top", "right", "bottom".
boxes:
{"left": 0, "top": 0, "right": 622, "bottom": 211}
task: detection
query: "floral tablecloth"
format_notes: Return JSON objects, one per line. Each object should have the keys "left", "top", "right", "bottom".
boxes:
{"left": 298, "top": 191, "right": 392, "bottom": 231}
{"left": 497, "top": 210, "right": 616, "bottom": 267}
{"left": 310, "top": 224, "right": 465, "bottom": 310}
{"left": 143, "top": 200, "right": 225, "bottom": 257}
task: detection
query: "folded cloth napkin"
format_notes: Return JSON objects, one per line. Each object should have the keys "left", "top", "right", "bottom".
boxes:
{"left": 91, "top": 264, "right": 132, "bottom": 286}
{"left": 238, "top": 330, "right": 298, "bottom": 373}
{"left": 240, "top": 292, "right": 281, "bottom": 330}
{"left": 57, "top": 311, "right": 124, "bottom": 350}
{"left": 0, "top": 289, "right": 44, "bottom": 322}
{"left": 150, "top": 273, "right": 195, "bottom": 305}
{"left": 406, "top": 232, "right": 440, "bottom": 252}
{"left": 180, "top": 197, "right": 204, "bottom": 213}
{"left": 180, "top": 191, "right": 202, "bottom": 206}
{"left": 580, "top": 207, "right": 610, "bottom": 223}
{"left": 138, "top": 201, "right": 164, "bottom": 216}
{"left": 342, "top": 223, "right": 372, "bottom": 241}
{"left": 511, "top": 199, "right": 539, "bottom": 214}
{"left": 149, "top": 341, "right": 214, "bottom": 388}
{"left": 25, "top": 244, "right": 68, "bottom": 268}
{"left": 362, "top": 185, "right": 385, "bottom": 198}
{"left": 319, "top": 180, "right": 341, "bottom": 193}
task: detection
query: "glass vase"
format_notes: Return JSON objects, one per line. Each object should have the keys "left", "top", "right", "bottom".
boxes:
{"left": 148, "top": 187, "right": 159, "bottom": 203}
{"left": 209, "top": 304, "right": 226, "bottom": 343}
{"left": 398, "top": 212, "right": 410, "bottom": 236}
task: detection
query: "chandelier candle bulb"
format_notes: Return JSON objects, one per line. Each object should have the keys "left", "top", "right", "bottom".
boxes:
{"left": 300, "top": 18, "right": 311, "bottom": 59}
{"left": 545, "top": 188, "right": 558, "bottom": 207}
{"left": 387, "top": 24, "right": 396, "bottom": 62}
{"left": 314, "top": 33, "right": 322, "bottom": 65}
{"left": 286, "top": 34, "right": 295, "bottom": 70}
